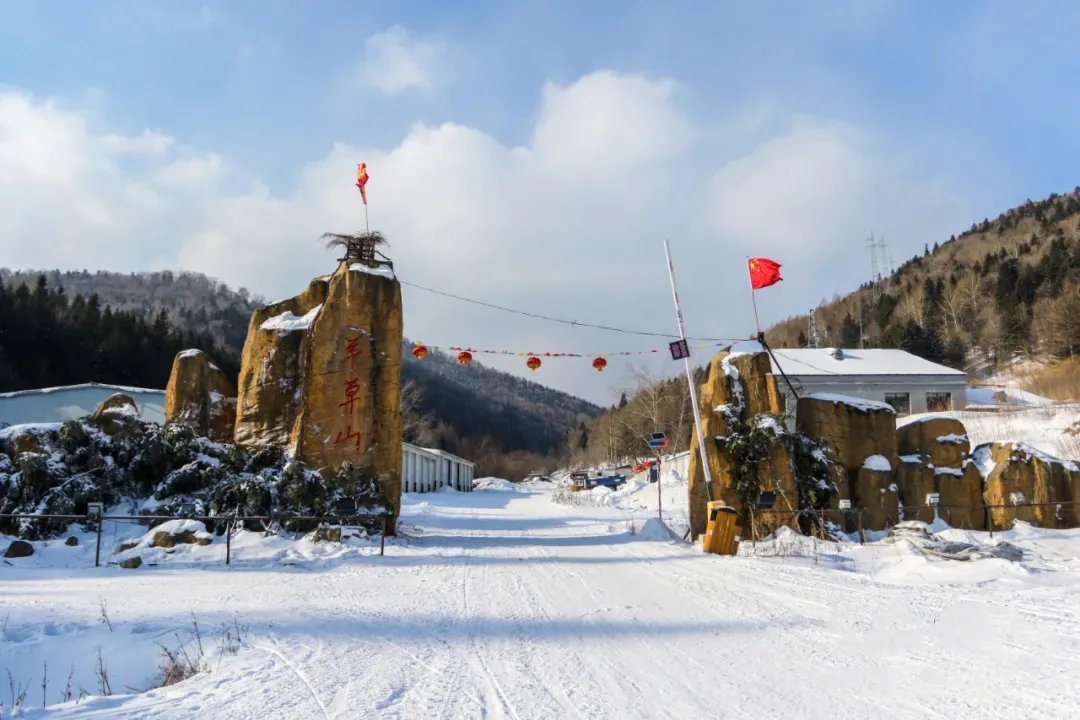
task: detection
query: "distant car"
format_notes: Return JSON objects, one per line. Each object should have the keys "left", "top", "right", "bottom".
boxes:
{"left": 587, "top": 474, "right": 626, "bottom": 490}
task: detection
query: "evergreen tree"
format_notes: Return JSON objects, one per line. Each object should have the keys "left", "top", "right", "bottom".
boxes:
{"left": 839, "top": 313, "right": 860, "bottom": 348}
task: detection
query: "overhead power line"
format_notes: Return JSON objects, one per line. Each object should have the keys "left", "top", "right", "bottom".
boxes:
{"left": 399, "top": 280, "right": 746, "bottom": 343}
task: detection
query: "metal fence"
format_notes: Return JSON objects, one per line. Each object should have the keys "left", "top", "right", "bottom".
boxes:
{"left": 741, "top": 498, "right": 1080, "bottom": 544}
{"left": 0, "top": 512, "right": 392, "bottom": 567}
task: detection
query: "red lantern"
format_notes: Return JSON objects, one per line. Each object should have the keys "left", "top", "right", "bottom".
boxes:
{"left": 411, "top": 344, "right": 428, "bottom": 360}
{"left": 592, "top": 356, "right": 607, "bottom": 372}
{"left": 457, "top": 351, "right": 473, "bottom": 366}
{"left": 526, "top": 356, "right": 541, "bottom": 371}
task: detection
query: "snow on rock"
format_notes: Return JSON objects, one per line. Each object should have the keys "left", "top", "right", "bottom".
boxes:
{"left": 937, "top": 433, "right": 968, "bottom": 444}
{"left": 863, "top": 454, "right": 892, "bottom": 472}
{"left": 935, "top": 467, "right": 964, "bottom": 477}
{"left": 971, "top": 445, "right": 997, "bottom": 479}
{"left": 1011, "top": 441, "right": 1080, "bottom": 472}
{"left": 0, "top": 422, "right": 61, "bottom": 441}
{"left": 177, "top": 348, "right": 204, "bottom": 359}
{"left": 259, "top": 304, "right": 322, "bottom": 332}
{"left": 900, "top": 454, "right": 924, "bottom": 464}
{"left": 726, "top": 340, "right": 765, "bottom": 357}
{"left": 803, "top": 392, "right": 895, "bottom": 413}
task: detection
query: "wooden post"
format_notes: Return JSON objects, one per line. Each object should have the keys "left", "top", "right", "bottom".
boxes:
{"left": 94, "top": 515, "right": 102, "bottom": 568}
{"left": 857, "top": 509, "right": 865, "bottom": 545}
{"left": 226, "top": 517, "right": 233, "bottom": 566}
{"left": 380, "top": 515, "right": 387, "bottom": 557}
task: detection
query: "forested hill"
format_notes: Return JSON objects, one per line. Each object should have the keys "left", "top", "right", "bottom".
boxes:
{"left": 402, "top": 344, "right": 601, "bottom": 457}
{"left": 0, "top": 270, "right": 601, "bottom": 464}
{"left": 0, "top": 274, "right": 238, "bottom": 391}
{"left": 766, "top": 188, "right": 1080, "bottom": 371}
{"left": 0, "top": 269, "right": 262, "bottom": 358}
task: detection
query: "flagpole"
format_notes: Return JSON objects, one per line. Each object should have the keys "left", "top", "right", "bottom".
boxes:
{"left": 364, "top": 202, "right": 370, "bottom": 234}
{"left": 663, "top": 238, "right": 714, "bottom": 502}
{"left": 747, "top": 257, "right": 762, "bottom": 338}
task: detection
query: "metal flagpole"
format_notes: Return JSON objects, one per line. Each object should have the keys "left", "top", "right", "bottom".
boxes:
{"left": 663, "top": 239, "right": 714, "bottom": 501}
{"left": 747, "top": 257, "right": 762, "bottom": 337}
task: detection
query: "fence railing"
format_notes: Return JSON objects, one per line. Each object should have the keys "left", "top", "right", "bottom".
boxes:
{"left": 0, "top": 512, "right": 392, "bottom": 567}
{"left": 742, "top": 498, "right": 1080, "bottom": 544}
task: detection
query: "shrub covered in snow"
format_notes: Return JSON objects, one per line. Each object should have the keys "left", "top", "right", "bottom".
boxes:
{"left": 0, "top": 415, "right": 390, "bottom": 539}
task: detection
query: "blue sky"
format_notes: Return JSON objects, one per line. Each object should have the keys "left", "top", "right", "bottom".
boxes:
{"left": 2, "top": 1, "right": 1079, "bottom": 402}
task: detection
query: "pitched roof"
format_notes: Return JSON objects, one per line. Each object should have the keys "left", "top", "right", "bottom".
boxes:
{"left": 768, "top": 348, "right": 966, "bottom": 377}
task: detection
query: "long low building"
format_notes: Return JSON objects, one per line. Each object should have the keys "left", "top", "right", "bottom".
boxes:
{"left": 402, "top": 443, "right": 476, "bottom": 493}
{"left": 1, "top": 383, "right": 475, "bottom": 492}
{"left": 768, "top": 347, "right": 968, "bottom": 417}
{"left": 0, "top": 383, "right": 166, "bottom": 426}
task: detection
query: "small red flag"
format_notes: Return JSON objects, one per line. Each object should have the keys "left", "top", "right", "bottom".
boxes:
{"left": 748, "top": 257, "right": 782, "bottom": 290}
{"left": 355, "top": 162, "right": 369, "bottom": 205}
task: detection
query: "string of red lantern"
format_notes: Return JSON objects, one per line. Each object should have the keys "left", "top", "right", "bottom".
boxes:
{"left": 409, "top": 341, "right": 728, "bottom": 372}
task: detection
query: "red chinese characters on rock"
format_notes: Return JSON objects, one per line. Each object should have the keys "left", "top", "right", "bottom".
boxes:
{"left": 334, "top": 334, "right": 366, "bottom": 452}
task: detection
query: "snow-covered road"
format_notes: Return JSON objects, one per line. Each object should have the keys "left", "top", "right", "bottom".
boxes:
{"left": 5, "top": 483, "right": 1080, "bottom": 718}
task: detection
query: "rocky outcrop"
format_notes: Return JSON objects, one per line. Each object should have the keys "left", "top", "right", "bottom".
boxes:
{"left": 91, "top": 393, "right": 140, "bottom": 436}
{"left": 4, "top": 539, "right": 33, "bottom": 558}
{"left": 233, "top": 261, "right": 403, "bottom": 530}
{"left": 938, "top": 464, "right": 985, "bottom": 530}
{"left": 686, "top": 352, "right": 738, "bottom": 538}
{"left": 119, "top": 556, "right": 142, "bottom": 569}
{"left": 0, "top": 424, "right": 56, "bottom": 458}
{"left": 165, "top": 350, "right": 237, "bottom": 443}
{"left": 854, "top": 466, "right": 899, "bottom": 530}
{"left": 233, "top": 276, "right": 329, "bottom": 449}
{"left": 895, "top": 455, "right": 937, "bottom": 524}
{"left": 897, "top": 417, "right": 970, "bottom": 469}
{"left": 795, "top": 394, "right": 898, "bottom": 530}
{"left": 686, "top": 348, "right": 819, "bottom": 540}
{"left": 796, "top": 394, "right": 897, "bottom": 472}
{"left": 977, "top": 443, "right": 1080, "bottom": 529}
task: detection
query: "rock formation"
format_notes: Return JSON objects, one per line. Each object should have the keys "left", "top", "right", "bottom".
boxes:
{"left": 976, "top": 442, "right": 1080, "bottom": 529}
{"left": 165, "top": 349, "right": 237, "bottom": 443}
{"left": 91, "top": 393, "right": 140, "bottom": 436}
{"left": 795, "top": 394, "right": 900, "bottom": 530}
{"left": 686, "top": 348, "right": 805, "bottom": 540}
{"left": 233, "top": 260, "right": 404, "bottom": 529}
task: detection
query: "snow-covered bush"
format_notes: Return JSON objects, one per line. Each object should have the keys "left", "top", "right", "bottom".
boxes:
{"left": 0, "top": 415, "right": 390, "bottom": 539}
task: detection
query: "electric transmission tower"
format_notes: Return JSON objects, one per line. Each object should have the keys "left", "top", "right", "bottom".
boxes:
{"left": 807, "top": 308, "right": 824, "bottom": 348}
{"left": 865, "top": 233, "right": 889, "bottom": 300}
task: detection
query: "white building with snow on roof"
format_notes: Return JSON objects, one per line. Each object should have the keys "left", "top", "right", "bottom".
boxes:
{"left": 767, "top": 347, "right": 968, "bottom": 417}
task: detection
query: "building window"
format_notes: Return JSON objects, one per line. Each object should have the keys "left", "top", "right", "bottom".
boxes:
{"left": 884, "top": 392, "right": 910, "bottom": 415}
{"left": 926, "top": 392, "right": 952, "bottom": 412}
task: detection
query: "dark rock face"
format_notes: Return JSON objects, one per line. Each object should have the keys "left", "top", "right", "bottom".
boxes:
{"left": 4, "top": 540, "right": 33, "bottom": 558}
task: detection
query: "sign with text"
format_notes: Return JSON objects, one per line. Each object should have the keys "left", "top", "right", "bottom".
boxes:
{"left": 647, "top": 432, "right": 669, "bottom": 448}
{"left": 838, "top": 499, "right": 852, "bottom": 510}
{"left": 668, "top": 339, "right": 690, "bottom": 360}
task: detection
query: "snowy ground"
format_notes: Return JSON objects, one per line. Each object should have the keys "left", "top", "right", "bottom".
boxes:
{"left": 3, "top": 482, "right": 1080, "bottom": 719}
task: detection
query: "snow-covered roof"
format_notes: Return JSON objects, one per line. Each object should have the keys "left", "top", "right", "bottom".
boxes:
{"left": 0, "top": 383, "right": 166, "bottom": 426}
{"left": 769, "top": 348, "right": 966, "bottom": 377}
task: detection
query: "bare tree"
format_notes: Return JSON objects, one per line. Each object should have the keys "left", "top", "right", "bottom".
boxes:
{"left": 896, "top": 283, "right": 927, "bottom": 328}
{"left": 400, "top": 379, "right": 434, "bottom": 445}
{"left": 939, "top": 281, "right": 969, "bottom": 338}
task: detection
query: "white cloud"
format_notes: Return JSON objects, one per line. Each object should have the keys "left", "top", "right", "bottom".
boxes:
{"left": 356, "top": 26, "right": 445, "bottom": 95}
{"left": 0, "top": 76, "right": 973, "bottom": 402}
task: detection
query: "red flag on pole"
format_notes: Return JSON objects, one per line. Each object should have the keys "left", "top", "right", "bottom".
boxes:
{"left": 355, "top": 162, "right": 369, "bottom": 205}
{"left": 748, "top": 257, "right": 782, "bottom": 290}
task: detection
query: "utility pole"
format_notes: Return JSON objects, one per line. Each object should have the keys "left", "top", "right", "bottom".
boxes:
{"left": 663, "top": 239, "right": 714, "bottom": 502}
